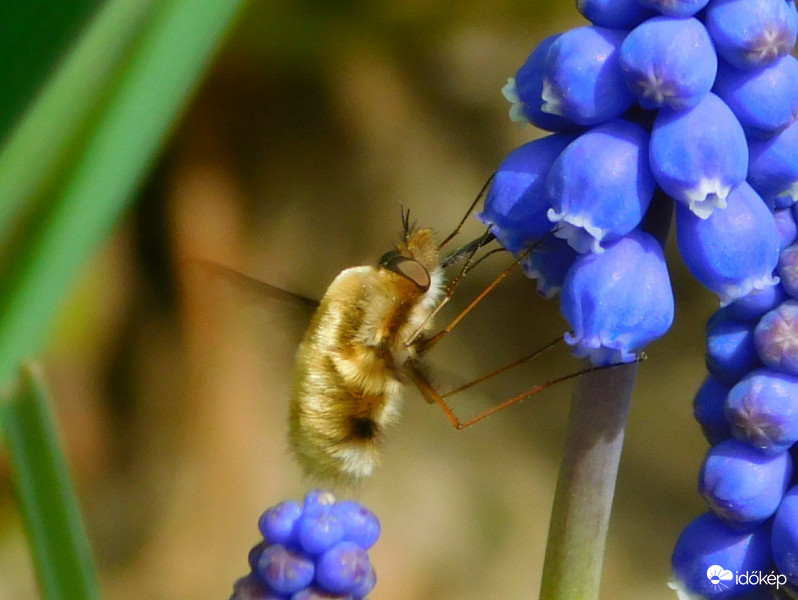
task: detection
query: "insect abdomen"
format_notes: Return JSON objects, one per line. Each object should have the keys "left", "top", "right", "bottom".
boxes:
{"left": 289, "top": 267, "right": 413, "bottom": 483}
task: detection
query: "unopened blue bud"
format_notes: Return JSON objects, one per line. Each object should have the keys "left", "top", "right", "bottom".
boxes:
{"left": 576, "top": 0, "right": 656, "bottom": 28}
{"left": 699, "top": 438, "right": 793, "bottom": 528}
{"left": 521, "top": 236, "right": 579, "bottom": 298}
{"left": 290, "top": 587, "right": 353, "bottom": 600}
{"left": 694, "top": 375, "right": 734, "bottom": 444}
{"left": 747, "top": 119, "right": 798, "bottom": 208}
{"left": 256, "top": 545, "right": 315, "bottom": 597}
{"left": 638, "top": 0, "right": 711, "bottom": 16}
{"left": 772, "top": 485, "right": 798, "bottom": 585}
{"left": 705, "top": 0, "right": 798, "bottom": 70}
{"left": 231, "top": 573, "right": 285, "bottom": 600}
{"left": 330, "top": 501, "right": 381, "bottom": 550}
{"left": 315, "top": 541, "right": 374, "bottom": 597}
{"left": 650, "top": 92, "right": 748, "bottom": 218}
{"left": 510, "top": 26, "right": 634, "bottom": 128}
{"left": 725, "top": 368, "right": 798, "bottom": 454}
{"left": 754, "top": 299, "right": 798, "bottom": 375}
{"left": 706, "top": 308, "right": 762, "bottom": 384}
{"left": 713, "top": 55, "right": 798, "bottom": 140}
{"left": 503, "top": 34, "right": 576, "bottom": 131}
{"left": 778, "top": 242, "right": 798, "bottom": 298}
{"left": 776, "top": 208, "right": 798, "bottom": 249}
{"left": 547, "top": 120, "right": 655, "bottom": 253}
{"left": 726, "top": 283, "right": 787, "bottom": 321}
{"left": 477, "top": 134, "right": 574, "bottom": 253}
{"left": 296, "top": 505, "right": 345, "bottom": 556}
{"left": 675, "top": 182, "right": 780, "bottom": 305}
{"left": 620, "top": 16, "right": 717, "bottom": 110}
{"left": 560, "top": 230, "right": 674, "bottom": 366}
{"left": 259, "top": 501, "right": 302, "bottom": 547}
{"left": 670, "top": 512, "right": 772, "bottom": 599}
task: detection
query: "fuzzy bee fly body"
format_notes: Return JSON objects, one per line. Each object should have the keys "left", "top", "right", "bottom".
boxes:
{"left": 289, "top": 223, "right": 447, "bottom": 485}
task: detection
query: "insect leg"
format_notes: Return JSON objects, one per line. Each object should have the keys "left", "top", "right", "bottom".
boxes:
{"left": 411, "top": 355, "right": 645, "bottom": 430}
{"left": 440, "top": 336, "right": 564, "bottom": 399}
{"left": 418, "top": 246, "right": 531, "bottom": 352}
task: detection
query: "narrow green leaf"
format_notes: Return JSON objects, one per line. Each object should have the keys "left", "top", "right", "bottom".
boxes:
{"left": 2, "top": 363, "right": 100, "bottom": 600}
{"left": 0, "top": 0, "right": 158, "bottom": 238}
{"left": 0, "top": 0, "right": 247, "bottom": 390}
{"left": 0, "top": 0, "right": 103, "bottom": 143}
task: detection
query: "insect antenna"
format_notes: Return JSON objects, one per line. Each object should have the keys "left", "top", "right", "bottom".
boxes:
{"left": 437, "top": 172, "right": 495, "bottom": 250}
{"left": 400, "top": 204, "right": 414, "bottom": 243}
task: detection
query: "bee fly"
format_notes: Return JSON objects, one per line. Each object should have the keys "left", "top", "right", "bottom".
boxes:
{"left": 203, "top": 179, "right": 616, "bottom": 486}
{"left": 289, "top": 181, "right": 576, "bottom": 486}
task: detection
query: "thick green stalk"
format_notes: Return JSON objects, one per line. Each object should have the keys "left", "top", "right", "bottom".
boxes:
{"left": 2, "top": 363, "right": 100, "bottom": 600}
{"left": 539, "top": 361, "right": 639, "bottom": 600}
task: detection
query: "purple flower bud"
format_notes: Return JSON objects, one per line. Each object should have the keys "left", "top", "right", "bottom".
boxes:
{"left": 705, "top": 0, "right": 798, "bottom": 70}
{"left": 508, "top": 27, "right": 634, "bottom": 129}
{"left": 699, "top": 438, "right": 793, "bottom": 528}
{"left": 675, "top": 182, "right": 780, "bottom": 305}
{"left": 638, "top": 0, "right": 711, "bottom": 16}
{"left": 713, "top": 55, "right": 798, "bottom": 140}
{"left": 560, "top": 230, "right": 674, "bottom": 366}
{"left": 259, "top": 501, "right": 303, "bottom": 547}
{"left": 303, "top": 490, "right": 336, "bottom": 508}
{"left": 772, "top": 485, "right": 798, "bottom": 585}
{"left": 477, "top": 134, "right": 574, "bottom": 253}
{"left": 290, "top": 587, "right": 351, "bottom": 600}
{"left": 650, "top": 92, "right": 748, "bottom": 218}
{"left": 521, "top": 236, "right": 579, "bottom": 298}
{"left": 747, "top": 119, "right": 798, "bottom": 208}
{"left": 256, "top": 545, "right": 315, "bottom": 597}
{"left": 694, "top": 375, "right": 734, "bottom": 444}
{"left": 296, "top": 505, "right": 346, "bottom": 556}
{"left": 778, "top": 242, "right": 798, "bottom": 298}
{"left": 706, "top": 308, "right": 763, "bottom": 384}
{"left": 620, "top": 16, "right": 717, "bottom": 110}
{"left": 775, "top": 208, "right": 798, "bottom": 249}
{"left": 725, "top": 368, "right": 798, "bottom": 454}
{"left": 670, "top": 512, "right": 772, "bottom": 599}
{"left": 754, "top": 299, "right": 798, "bottom": 374}
{"left": 576, "top": 0, "right": 656, "bottom": 28}
{"left": 315, "top": 541, "right": 374, "bottom": 596}
{"left": 330, "top": 501, "right": 381, "bottom": 550}
{"left": 726, "top": 283, "right": 787, "bottom": 321}
{"left": 503, "top": 34, "right": 576, "bottom": 132}
{"left": 231, "top": 573, "right": 285, "bottom": 600}
{"left": 546, "top": 120, "right": 655, "bottom": 253}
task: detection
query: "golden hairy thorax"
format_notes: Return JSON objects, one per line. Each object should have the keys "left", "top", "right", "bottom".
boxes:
{"left": 289, "top": 228, "right": 445, "bottom": 484}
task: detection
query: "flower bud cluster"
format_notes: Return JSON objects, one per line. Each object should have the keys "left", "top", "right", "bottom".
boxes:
{"left": 484, "top": 0, "right": 797, "bottom": 367}
{"left": 230, "top": 490, "right": 379, "bottom": 600}
{"left": 481, "top": 0, "right": 797, "bottom": 595}
{"left": 674, "top": 232, "right": 798, "bottom": 597}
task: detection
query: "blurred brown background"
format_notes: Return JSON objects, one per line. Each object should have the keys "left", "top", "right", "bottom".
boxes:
{"left": 0, "top": 2, "right": 718, "bottom": 599}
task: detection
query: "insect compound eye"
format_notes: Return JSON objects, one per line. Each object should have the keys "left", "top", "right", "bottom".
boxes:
{"left": 378, "top": 253, "right": 430, "bottom": 291}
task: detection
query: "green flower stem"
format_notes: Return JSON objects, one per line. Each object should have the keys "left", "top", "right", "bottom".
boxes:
{"left": 2, "top": 363, "right": 100, "bottom": 600}
{"left": 539, "top": 361, "right": 639, "bottom": 600}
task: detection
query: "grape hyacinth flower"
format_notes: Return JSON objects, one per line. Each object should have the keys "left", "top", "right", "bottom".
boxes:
{"left": 492, "top": 0, "right": 798, "bottom": 597}
{"left": 546, "top": 119, "right": 655, "bottom": 253}
{"left": 230, "top": 490, "right": 379, "bottom": 600}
